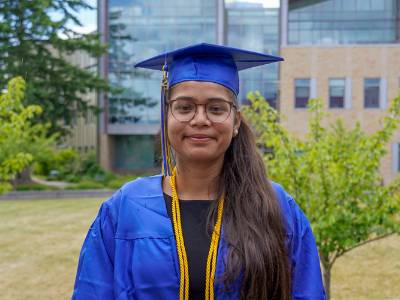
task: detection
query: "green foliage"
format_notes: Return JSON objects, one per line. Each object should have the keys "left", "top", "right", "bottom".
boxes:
{"left": 35, "top": 148, "right": 103, "bottom": 180}
{"left": 106, "top": 175, "right": 139, "bottom": 190}
{"left": 63, "top": 175, "right": 138, "bottom": 190}
{"left": 0, "top": 0, "right": 110, "bottom": 136}
{"left": 0, "top": 76, "right": 58, "bottom": 188}
{"left": 78, "top": 151, "right": 108, "bottom": 178}
{"left": 0, "top": 77, "right": 46, "bottom": 194}
{"left": 69, "top": 179, "right": 106, "bottom": 190}
{"left": 34, "top": 148, "right": 79, "bottom": 178}
{"left": 0, "top": 77, "right": 55, "bottom": 194}
{"left": 243, "top": 92, "right": 400, "bottom": 297}
{"left": 33, "top": 148, "right": 138, "bottom": 189}
{"left": 16, "top": 183, "right": 59, "bottom": 191}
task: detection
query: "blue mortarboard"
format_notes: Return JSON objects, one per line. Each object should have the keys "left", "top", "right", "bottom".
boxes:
{"left": 135, "top": 42, "right": 283, "bottom": 95}
{"left": 134, "top": 43, "right": 283, "bottom": 176}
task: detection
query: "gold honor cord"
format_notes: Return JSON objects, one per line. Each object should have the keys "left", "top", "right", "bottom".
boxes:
{"left": 169, "top": 168, "right": 224, "bottom": 300}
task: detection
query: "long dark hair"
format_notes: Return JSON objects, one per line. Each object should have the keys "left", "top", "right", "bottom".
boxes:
{"left": 166, "top": 87, "right": 291, "bottom": 299}
{"left": 211, "top": 115, "right": 291, "bottom": 299}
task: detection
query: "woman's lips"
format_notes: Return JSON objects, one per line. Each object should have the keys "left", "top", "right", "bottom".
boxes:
{"left": 186, "top": 135, "right": 213, "bottom": 142}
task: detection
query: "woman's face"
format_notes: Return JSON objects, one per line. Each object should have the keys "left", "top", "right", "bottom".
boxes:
{"left": 167, "top": 81, "right": 241, "bottom": 164}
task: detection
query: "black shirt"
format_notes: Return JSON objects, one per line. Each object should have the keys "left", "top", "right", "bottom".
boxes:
{"left": 164, "top": 193, "right": 213, "bottom": 300}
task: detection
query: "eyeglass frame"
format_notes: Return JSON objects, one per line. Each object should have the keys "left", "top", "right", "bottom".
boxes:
{"left": 166, "top": 98, "right": 239, "bottom": 123}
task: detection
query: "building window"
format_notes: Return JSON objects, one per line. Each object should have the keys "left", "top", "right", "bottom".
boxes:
{"left": 398, "top": 144, "right": 400, "bottom": 172}
{"left": 288, "top": 0, "right": 398, "bottom": 45}
{"left": 295, "top": 79, "right": 310, "bottom": 108}
{"left": 226, "top": 2, "right": 280, "bottom": 110}
{"left": 364, "top": 78, "right": 380, "bottom": 108}
{"left": 329, "top": 78, "right": 345, "bottom": 108}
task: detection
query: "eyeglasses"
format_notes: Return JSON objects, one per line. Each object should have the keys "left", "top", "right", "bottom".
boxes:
{"left": 168, "top": 98, "right": 237, "bottom": 123}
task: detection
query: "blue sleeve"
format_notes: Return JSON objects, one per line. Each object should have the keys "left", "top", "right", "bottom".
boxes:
{"left": 289, "top": 201, "right": 326, "bottom": 300}
{"left": 71, "top": 201, "right": 116, "bottom": 300}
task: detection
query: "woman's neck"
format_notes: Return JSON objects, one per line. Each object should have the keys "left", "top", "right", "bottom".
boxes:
{"left": 163, "top": 158, "right": 223, "bottom": 200}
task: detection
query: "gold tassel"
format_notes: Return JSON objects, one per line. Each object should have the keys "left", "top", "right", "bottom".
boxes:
{"left": 169, "top": 167, "right": 224, "bottom": 300}
{"left": 161, "top": 64, "right": 174, "bottom": 176}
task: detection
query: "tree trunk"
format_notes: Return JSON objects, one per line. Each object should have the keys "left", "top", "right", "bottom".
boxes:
{"left": 320, "top": 253, "right": 332, "bottom": 300}
{"left": 11, "top": 165, "right": 34, "bottom": 187}
{"left": 322, "top": 263, "right": 331, "bottom": 300}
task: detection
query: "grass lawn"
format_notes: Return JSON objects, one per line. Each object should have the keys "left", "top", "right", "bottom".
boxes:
{"left": 0, "top": 198, "right": 399, "bottom": 300}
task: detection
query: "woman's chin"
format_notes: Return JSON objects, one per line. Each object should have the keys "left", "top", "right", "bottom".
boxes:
{"left": 178, "top": 150, "right": 222, "bottom": 164}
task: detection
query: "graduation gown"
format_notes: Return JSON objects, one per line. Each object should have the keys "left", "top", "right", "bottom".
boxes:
{"left": 71, "top": 175, "right": 326, "bottom": 300}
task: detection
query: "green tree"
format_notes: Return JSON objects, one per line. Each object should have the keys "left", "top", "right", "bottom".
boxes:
{"left": 0, "top": 0, "right": 109, "bottom": 135}
{"left": 243, "top": 93, "right": 400, "bottom": 299}
{"left": 0, "top": 77, "right": 56, "bottom": 194}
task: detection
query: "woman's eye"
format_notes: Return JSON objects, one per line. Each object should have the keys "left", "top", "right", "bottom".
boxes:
{"left": 176, "top": 104, "right": 194, "bottom": 113}
{"left": 208, "top": 105, "right": 228, "bottom": 114}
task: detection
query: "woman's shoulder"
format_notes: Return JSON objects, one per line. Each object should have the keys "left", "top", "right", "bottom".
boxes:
{"left": 270, "top": 181, "right": 297, "bottom": 210}
{"left": 96, "top": 174, "right": 170, "bottom": 238}
{"left": 103, "top": 174, "right": 163, "bottom": 207}
{"left": 270, "top": 181, "right": 311, "bottom": 237}
{"left": 120, "top": 174, "right": 163, "bottom": 196}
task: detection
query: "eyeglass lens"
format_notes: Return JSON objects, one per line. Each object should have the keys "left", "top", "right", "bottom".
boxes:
{"left": 170, "top": 99, "right": 232, "bottom": 122}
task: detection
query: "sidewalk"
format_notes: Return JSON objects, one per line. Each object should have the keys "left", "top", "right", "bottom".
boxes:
{"left": 31, "top": 176, "right": 74, "bottom": 189}
{"left": 0, "top": 189, "right": 114, "bottom": 200}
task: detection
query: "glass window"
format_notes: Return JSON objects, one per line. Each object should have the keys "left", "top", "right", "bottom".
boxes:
{"left": 288, "top": 0, "right": 397, "bottom": 44}
{"left": 356, "top": 0, "right": 370, "bottom": 11}
{"left": 364, "top": 78, "right": 381, "bottom": 108}
{"left": 114, "top": 135, "right": 156, "bottom": 170}
{"left": 329, "top": 78, "right": 345, "bottom": 108}
{"left": 393, "top": 142, "right": 400, "bottom": 173}
{"left": 398, "top": 143, "right": 400, "bottom": 172}
{"left": 295, "top": 79, "right": 310, "bottom": 108}
{"left": 107, "top": 0, "right": 217, "bottom": 125}
{"left": 226, "top": 4, "right": 280, "bottom": 109}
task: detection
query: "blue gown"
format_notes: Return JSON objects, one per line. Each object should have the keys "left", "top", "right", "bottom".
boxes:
{"left": 71, "top": 175, "right": 326, "bottom": 299}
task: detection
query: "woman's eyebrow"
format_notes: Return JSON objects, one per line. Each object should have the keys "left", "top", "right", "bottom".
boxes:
{"left": 170, "top": 96, "right": 231, "bottom": 102}
{"left": 169, "top": 96, "right": 197, "bottom": 101}
{"left": 207, "top": 97, "right": 231, "bottom": 102}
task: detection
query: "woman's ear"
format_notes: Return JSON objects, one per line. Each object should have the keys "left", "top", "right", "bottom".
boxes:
{"left": 233, "top": 110, "right": 242, "bottom": 136}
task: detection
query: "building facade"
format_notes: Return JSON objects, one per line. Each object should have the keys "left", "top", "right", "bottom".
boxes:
{"left": 280, "top": 0, "right": 400, "bottom": 182}
{"left": 62, "top": 50, "right": 98, "bottom": 154}
{"left": 97, "top": 0, "right": 400, "bottom": 181}
{"left": 97, "top": 0, "right": 280, "bottom": 172}
{"left": 226, "top": 1, "right": 280, "bottom": 107}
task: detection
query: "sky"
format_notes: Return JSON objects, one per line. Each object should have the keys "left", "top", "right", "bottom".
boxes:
{"left": 225, "top": 0, "right": 280, "bottom": 7}
{"left": 73, "top": 0, "right": 97, "bottom": 34}
{"left": 76, "top": 0, "right": 280, "bottom": 34}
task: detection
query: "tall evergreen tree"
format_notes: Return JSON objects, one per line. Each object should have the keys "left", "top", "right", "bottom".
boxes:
{"left": 0, "top": 0, "right": 109, "bottom": 135}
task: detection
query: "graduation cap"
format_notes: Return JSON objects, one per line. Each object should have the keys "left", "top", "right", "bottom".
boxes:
{"left": 134, "top": 43, "right": 283, "bottom": 175}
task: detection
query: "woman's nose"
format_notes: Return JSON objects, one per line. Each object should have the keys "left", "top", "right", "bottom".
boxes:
{"left": 190, "top": 105, "right": 211, "bottom": 125}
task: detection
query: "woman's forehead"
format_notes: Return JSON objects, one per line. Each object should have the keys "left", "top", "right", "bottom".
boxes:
{"left": 170, "top": 81, "right": 235, "bottom": 101}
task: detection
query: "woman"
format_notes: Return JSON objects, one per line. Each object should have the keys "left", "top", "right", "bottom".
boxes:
{"left": 72, "top": 43, "right": 325, "bottom": 300}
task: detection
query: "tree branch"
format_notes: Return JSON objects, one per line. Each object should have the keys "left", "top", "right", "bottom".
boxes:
{"left": 337, "top": 233, "right": 395, "bottom": 259}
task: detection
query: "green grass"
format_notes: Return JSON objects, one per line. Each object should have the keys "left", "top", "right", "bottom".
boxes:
{"left": 0, "top": 199, "right": 399, "bottom": 300}
{"left": 331, "top": 234, "right": 400, "bottom": 300}
{"left": 0, "top": 198, "right": 102, "bottom": 300}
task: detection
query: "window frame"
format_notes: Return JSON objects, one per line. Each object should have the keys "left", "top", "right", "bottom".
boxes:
{"left": 328, "top": 78, "right": 346, "bottom": 109}
{"left": 294, "top": 78, "right": 311, "bottom": 109}
{"left": 364, "top": 77, "right": 381, "bottom": 109}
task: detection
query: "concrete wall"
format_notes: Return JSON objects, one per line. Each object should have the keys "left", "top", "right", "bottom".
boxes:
{"left": 98, "top": 133, "right": 115, "bottom": 171}
{"left": 62, "top": 50, "right": 98, "bottom": 153}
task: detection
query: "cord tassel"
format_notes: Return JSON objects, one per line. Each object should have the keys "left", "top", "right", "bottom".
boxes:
{"left": 161, "top": 64, "right": 173, "bottom": 176}
{"left": 169, "top": 168, "right": 224, "bottom": 300}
